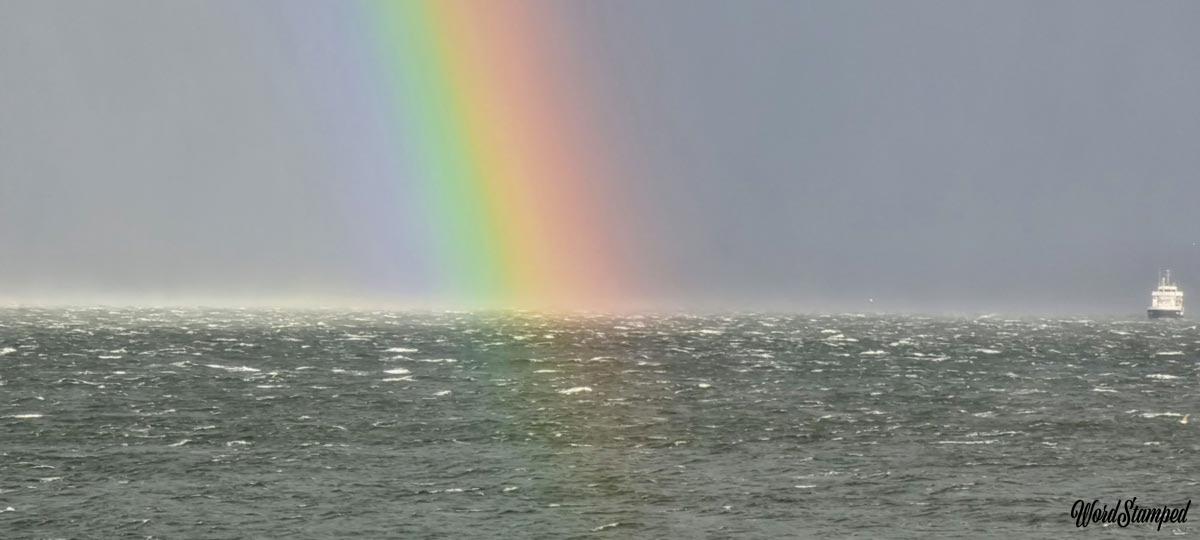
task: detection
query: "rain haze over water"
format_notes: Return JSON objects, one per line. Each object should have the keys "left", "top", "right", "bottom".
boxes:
{"left": 2, "top": 1, "right": 1200, "bottom": 312}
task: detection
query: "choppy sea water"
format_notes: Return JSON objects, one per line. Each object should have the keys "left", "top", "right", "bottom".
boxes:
{"left": 0, "top": 308, "right": 1197, "bottom": 538}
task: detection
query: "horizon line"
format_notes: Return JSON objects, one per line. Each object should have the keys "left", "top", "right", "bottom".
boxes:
{"left": 0, "top": 298, "right": 1162, "bottom": 320}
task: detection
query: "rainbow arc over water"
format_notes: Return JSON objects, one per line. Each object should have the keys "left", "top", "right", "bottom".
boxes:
{"left": 357, "top": 0, "right": 627, "bottom": 309}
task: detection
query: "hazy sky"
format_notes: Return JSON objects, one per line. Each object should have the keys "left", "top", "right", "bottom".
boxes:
{"left": 2, "top": 0, "right": 1199, "bottom": 313}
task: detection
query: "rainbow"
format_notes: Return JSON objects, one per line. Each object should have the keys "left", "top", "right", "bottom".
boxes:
{"left": 357, "top": 0, "right": 626, "bottom": 309}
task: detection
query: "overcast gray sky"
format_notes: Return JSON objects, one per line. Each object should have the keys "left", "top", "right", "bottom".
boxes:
{"left": 2, "top": 0, "right": 1198, "bottom": 314}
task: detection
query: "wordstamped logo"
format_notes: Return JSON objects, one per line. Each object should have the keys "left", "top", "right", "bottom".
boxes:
{"left": 1071, "top": 498, "right": 1191, "bottom": 531}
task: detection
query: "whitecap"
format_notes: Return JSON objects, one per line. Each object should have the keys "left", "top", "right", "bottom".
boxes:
{"left": 1155, "top": 351, "right": 1185, "bottom": 356}
{"left": 1147, "top": 374, "right": 1180, "bottom": 380}
{"left": 168, "top": 439, "right": 190, "bottom": 447}
{"left": 6, "top": 414, "right": 43, "bottom": 419}
{"left": 383, "top": 368, "right": 410, "bottom": 375}
{"left": 591, "top": 523, "right": 621, "bottom": 532}
{"left": 1140, "top": 412, "right": 1184, "bottom": 418}
{"left": 974, "top": 348, "right": 1002, "bottom": 355}
{"left": 205, "top": 364, "right": 260, "bottom": 373}
{"left": 0, "top": 347, "right": 15, "bottom": 356}
{"left": 972, "top": 430, "right": 1021, "bottom": 437}
{"left": 384, "top": 347, "right": 418, "bottom": 353}
{"left": 434, "top": 390, "right": 451, "bottom": 396}
{"left": 859, "top": 350, "right": 887, "bottom": 356}
{"left": 936, "top": 440, "right": 998, "bottom": 445}
{"left": 559, "top": 386, "right": 593, "bottom": 395}
{"left": 225, "top": 440, "right": 251, "bottom": 446}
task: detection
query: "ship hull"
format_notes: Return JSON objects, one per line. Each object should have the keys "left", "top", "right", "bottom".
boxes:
{"left": 1148, "top": 309, "right": 1184, "bottom": 319}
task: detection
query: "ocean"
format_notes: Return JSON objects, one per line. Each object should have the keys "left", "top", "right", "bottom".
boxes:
{"left": 0, "top": 308, "right": 1195, "bottom": 538}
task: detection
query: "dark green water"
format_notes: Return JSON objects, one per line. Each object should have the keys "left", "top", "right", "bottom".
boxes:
{"left": 0, "top": 308, "right": 1196, "bottom": 538}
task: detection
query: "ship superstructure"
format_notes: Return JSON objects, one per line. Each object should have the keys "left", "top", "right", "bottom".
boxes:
{"left": 1148, "top": 270, "right": 1184, "bottom": 319}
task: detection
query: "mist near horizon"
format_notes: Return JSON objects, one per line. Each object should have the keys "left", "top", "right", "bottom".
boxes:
{"left": 2, "top": 0, "right": 1199, "bottom": 313}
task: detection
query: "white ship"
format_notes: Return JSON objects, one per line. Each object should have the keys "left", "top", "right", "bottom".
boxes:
{"left": 1148, "top": 270, "right": 1184, "bottom": 319}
